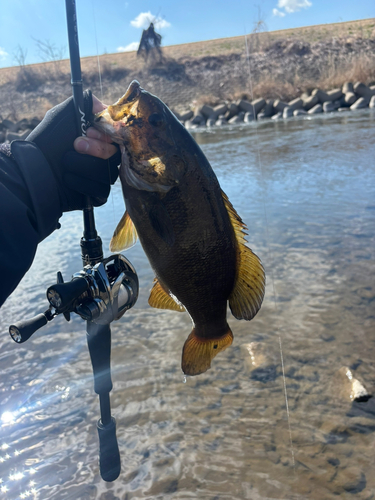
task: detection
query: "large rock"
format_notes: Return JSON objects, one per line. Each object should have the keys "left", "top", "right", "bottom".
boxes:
{"left": 250, "top": 98, "right": 266, "bottom": 115}
{"left": 332, "top": 99, "right": 341, "bottom": 110}
{"left": 287, "top": 97, "right": 303, "bottom": 111}
{"left": 353, "top": 82, "right": 375, "bottom": 100}
{"left": 212, "top": 103, "right": 228, "bottom": 119}
{"left": 307, "top": 103, "right": 323, "bottom": 114}
{"left": 16, "top": 118, "right": 33, "bottom": 131}
{"left": 342, "top": 82, "right": 354, "bottom": 94}
{"left": 326, "top": 88, "right": 343, "bottom": 101}
{"left": 206, "top": 118, "right": 216, "bottom": 127}
{"left": 293, "top": 108, "right": 307, "bottom": 116}
{"left": 344, "top": 92, "right": 357, "bottom": 106}
{"left": 244, "top": 112, "right": 255, "bottom": 122}
{"left": 228, "top": 111, "right": 245, "bottom": 124}
{"left": 311, "top": 88, "right": 330, "bottom": 103}
{"left": 370, "top": 95, "right": 375, "bottom": 109}
{"left": 338, "top": 107, "right": 350, "bottom": 112}
{"left": 350, "top": 97, "right": 369, "bottom": 110}
{"left": 215, "top": 116, "right": 227, "bottom": 126}
{"left": 260, "top": 99, "right": 274, "bottom": 118}
{"left": 283, "top": 106, "right": 293, "bottom": 118}
{"left": 224, "top": 102, "right": 239, "bottom": 120}
{"left": 1, "top": 119, "right": 18, "bottom": 132}
{"left": 323, "top": 101, "right": 335, "bottom": 113}
{"left": 184, "top": 120, "right": 199, "bottom": 130}
{"left": 191, "top": 113, "right": 205, "bottom": 125}
{"left": 195, "top": 104, "right": 215, "bottom": 119}
{"left": 273, "top": 99, "right": 288, "bottom": 112}
{"left": 236, "top": 99, "right": 254, "bottom": 113}
{"left": 302, "top": 94, "right": 319, "bottom": 111}
{"left": 271, "top": 111, "right": 282, "bottom": 120}
{"left": 6, "top": 129, "right": 32, "bottom": 141}
{"left": 179, "top": 110, "right": 193, "bottom": 122}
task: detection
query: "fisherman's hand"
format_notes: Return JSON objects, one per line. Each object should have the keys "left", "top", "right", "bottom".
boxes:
{"left": 27, "top": 91, "right": 120, "bottom": 213}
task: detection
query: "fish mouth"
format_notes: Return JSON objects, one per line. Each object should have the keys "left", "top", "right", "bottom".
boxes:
{"left": 94, "top": 81, "right": 177, "bottom": 193}
{"left": 93, "top": 80, "right": 143, "bottom": 140}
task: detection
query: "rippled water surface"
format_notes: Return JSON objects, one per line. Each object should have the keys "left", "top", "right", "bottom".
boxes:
{"left": 1, "top": 110, "right": 375, "bottom": 500}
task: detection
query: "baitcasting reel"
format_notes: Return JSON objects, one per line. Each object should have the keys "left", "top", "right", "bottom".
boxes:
{"left": 9, "top": 254, "right": 138, "bottom": 344}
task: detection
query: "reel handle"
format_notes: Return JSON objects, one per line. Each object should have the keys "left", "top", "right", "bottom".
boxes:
{"left": 9, "top": 312, "right": 49, "bottom": 344}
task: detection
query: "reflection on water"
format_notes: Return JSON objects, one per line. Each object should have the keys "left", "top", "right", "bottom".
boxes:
{"left": 0, "top": 110, "right": 375, "bottom": 499}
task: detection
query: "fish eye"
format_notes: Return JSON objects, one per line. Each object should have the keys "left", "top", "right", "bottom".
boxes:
{"left": 148, "top": 113, "right": 165, "bottom": 127}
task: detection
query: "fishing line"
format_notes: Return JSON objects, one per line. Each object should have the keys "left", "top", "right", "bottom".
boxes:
{"left": 244, "top": 29, "right": 296, "bottom": 471}
{"left": 91, "top": 0, "right": 117, "bottom": 230}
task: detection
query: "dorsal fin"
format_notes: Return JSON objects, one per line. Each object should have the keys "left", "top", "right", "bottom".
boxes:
{"left": 148, "top": 278, "right": 186, "bottom": 312}
{"left": 221, "top": 190, "right": 266, "bottom": 320}
{"left": 110, "top": 211, "right": 138, "bottom": 252}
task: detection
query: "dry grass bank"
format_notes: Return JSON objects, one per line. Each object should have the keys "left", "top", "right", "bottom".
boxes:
{"left": 0, "top": 18, "right": 374, "bottom": 120}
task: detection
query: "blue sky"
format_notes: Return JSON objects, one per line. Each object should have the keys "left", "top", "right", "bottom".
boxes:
{"left": 0, "top": 0, "right": 373, "bottom": 68}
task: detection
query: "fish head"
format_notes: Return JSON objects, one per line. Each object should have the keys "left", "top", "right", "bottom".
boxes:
{"left": 94, "top": 80, "right": 187, "bottom": 192}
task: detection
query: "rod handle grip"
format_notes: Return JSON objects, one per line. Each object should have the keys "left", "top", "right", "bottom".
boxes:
{"left": 97, "top": 417, "right": 121, "bottom": 482}
{"left": 9, "top": 313, "right": 48, "bottom": 343}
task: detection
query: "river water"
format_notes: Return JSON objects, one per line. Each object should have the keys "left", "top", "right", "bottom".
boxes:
{"left": 1, "top": 110, "right": 375, "bottom": 500}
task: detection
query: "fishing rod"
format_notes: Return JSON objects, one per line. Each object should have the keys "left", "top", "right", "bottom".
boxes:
{"left": 8, "top": 0, "right": 139, "bottom": 483}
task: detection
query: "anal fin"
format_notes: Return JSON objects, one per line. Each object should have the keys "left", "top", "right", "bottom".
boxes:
{"left": 110, "top": 211, "right": 138, "bottom": 252}
{"left": 148, "top": 278, "right": 185, "bottom": 312}
{"left": 221, "top": 190, "right": 266, "bottom": 320}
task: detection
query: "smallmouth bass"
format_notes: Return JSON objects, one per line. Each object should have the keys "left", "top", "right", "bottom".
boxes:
{"left": 94, "top": 81, "right": 265, "bottom": 376}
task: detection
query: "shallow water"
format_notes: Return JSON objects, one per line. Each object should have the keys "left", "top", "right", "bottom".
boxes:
{"left": 1, "top": 110, "right": 375, "bottom": 500}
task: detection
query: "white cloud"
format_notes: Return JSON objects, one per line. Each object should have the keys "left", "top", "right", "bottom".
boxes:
{"left": 0, "top": 47, "right": 8, "bottom": 60}
{"left": 277, "top": 0, "right": 312, "bottom": 13}
{"left": 117, "top": 42, "right": 139, "bottom": 52}
{"left": 130, "top": 11, "right": 171, "bottom": 30}
{"left": 273, "top": 8, "right": 286, "bottom": 16}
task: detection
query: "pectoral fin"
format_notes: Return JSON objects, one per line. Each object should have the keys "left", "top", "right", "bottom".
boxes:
{"left": 110, "top": 211, "right": 138, "bottom": 252}
{"left": 148, "top": 278, "right": 185, "bottom": 312}
{"left": 221, "top": 190, "right": 266, "bottom": 320}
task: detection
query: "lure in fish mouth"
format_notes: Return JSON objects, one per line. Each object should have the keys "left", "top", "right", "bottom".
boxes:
{"left": 94, "top": 80, "right": 266, "bottom": 376}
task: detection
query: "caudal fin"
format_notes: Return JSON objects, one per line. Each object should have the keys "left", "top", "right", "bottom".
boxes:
{"left": 181, "top": 327, "right": 233, "bottom": 376}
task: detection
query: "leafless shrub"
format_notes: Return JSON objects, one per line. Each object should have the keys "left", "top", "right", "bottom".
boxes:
{"left": 318, "top": 52, "right": 375, "bottom": 90}
{"left": 83, "top": 61, "right": 129, "bottom": 91}
{"left": 14, "top": 67, "right": 45, "bottom": 92}
{"left": 13, "top": 45, "right": 28, "bottom": 68}
{"left": 32, "top": 37, "right": 66, "bottom": 75}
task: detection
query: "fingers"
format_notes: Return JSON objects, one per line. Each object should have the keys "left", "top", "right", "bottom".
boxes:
{"left": 74, "top": 134, "right": 118, "bottom": 160}
{"left": 86, "top": 127, "right": 114, "bottom": 143}
{"left": 75, "top": 95, "right": 117, "bottom": 159}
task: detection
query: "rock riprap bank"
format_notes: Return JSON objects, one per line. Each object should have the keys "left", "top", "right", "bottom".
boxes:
{"left": 1, "top": 81, "right": 374, "bottom": 141}
{"left": 175, "top": 81, "right": 375, "bottom": 129}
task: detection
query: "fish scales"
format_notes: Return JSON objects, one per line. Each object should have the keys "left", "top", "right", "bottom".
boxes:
{"left": 94, "top": 81, "right": 265, "bottom": 375}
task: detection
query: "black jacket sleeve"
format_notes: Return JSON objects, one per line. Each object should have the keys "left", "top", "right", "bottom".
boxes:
{"left": 0, "top": 141, "right": 62, "bottom": 307}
